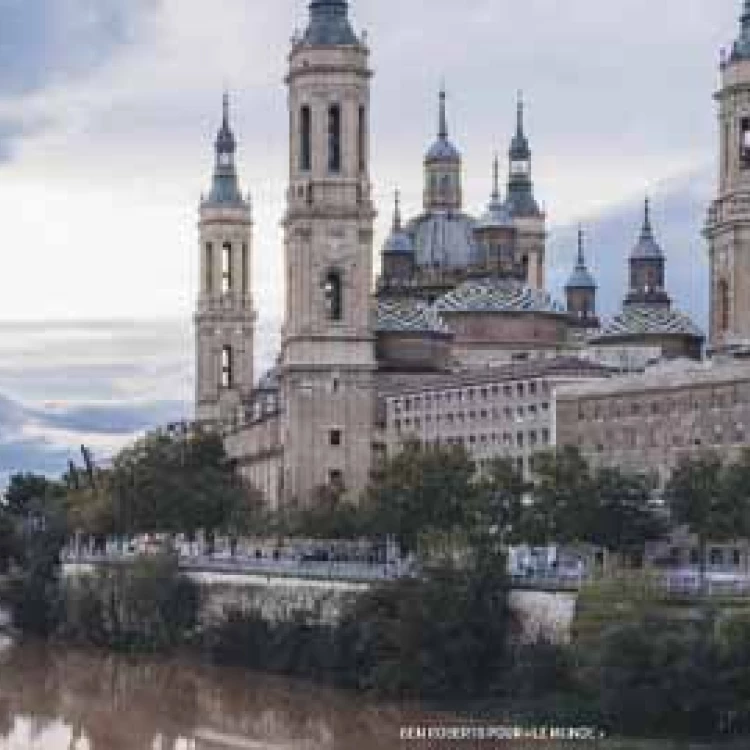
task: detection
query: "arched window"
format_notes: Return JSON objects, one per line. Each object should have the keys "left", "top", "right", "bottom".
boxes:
{"left": 300, "top": 106, "right": 311, "bottom": 172}
{"left": 357, "top": 105, "right": 366, "bottom": 173}
{"left": 222, "top": 242, "right": 232, "bottom": 294}
{"left": 221, "top": 346, "right": 233, "bottom": 389}
{"left": 324, "top": 271, "right": 343, "bottom": 321}
{"left": 719, "top": 278, "right": 730, "bottom": 333}
{"left": 328, "top": 104, "right": 341, "bottom": 173}
{"left": 441, "top": 174, "right": 451, "bottom": 195}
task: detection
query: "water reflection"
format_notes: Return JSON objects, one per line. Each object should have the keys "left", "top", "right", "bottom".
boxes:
{"left": 0, "top": 643, "right": 738, "bottom": 749}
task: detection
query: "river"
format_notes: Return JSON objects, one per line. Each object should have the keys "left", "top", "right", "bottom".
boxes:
{"left": 0, "top": 639, "right": 742, "bottom": 750}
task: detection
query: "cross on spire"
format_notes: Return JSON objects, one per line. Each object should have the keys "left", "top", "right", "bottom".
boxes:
{"left": 641, "top": 196, "right": 654, "bottom": 239}
{"left": 577, "top": 226, "right": 586, "bottom": 268}
{"left": 438, "top": 87, "right": 448, "bottom": 139}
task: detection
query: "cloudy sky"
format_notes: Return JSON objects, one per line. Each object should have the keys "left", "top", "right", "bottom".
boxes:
{"left": 0, "top": 0, "right": 742, "bottom": 479}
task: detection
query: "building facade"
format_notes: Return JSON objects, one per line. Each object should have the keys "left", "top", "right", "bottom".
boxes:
{"left": 379, "top": 358, "right": 611, "bottom": 481}
{"left": 555, "top": 359, "right": 750, "bottom": 487}
{"left": 193, "top": 0, "right": 750, "bottom": 510}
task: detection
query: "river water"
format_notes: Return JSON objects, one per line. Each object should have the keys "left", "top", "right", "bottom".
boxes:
{"left": 0, "top": 640, "right": 740, "bottom": 750}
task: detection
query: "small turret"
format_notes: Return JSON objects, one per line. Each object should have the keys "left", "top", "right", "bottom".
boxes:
{"left": 206, "top": 93, "right": 246, "bottom": 207}
{"left": 565, "top": 227, "right": 598, "bottom": 325}
{"left": 625, "top": 198, "right": 671, "bottom": 310}
{"left": 506, "top": 92, "right": 541, "bottom": 218}
{"left": 423, "top": 88, "right": 462, "bottom": 212}
{"left": 382, "top": 190, "right": 414, "bottom": 281}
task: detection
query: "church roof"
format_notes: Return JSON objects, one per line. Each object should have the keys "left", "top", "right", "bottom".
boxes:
{"left": 592, "top": 306, "right": 704, "bottom": 342}
{"left": 475, "top": 155, "right": 514, "bottom": 231}
{"left": 630, "top": 198, "right": 664, "bottom": 261}
{"left": 301, "top": 0, "right": 360, "bottom": 47}
{"left": 408, "top": 210, "right": 478, "bottom": 268}
{"left": 383, "top": 190, "right": 414, "bottom": 255}
{"left": 425, "top": 89, "right": 461, "bottom": 164}
{"left": 729, "top": 0, "right": 750, "bottom": 63}
{"left": 376, "top": 299, "right": 451, "bottom": 335}
{"left": 434, "top": 277, "right": 567, "bottom": 316}
{"left": 566, "top": 227, "right": 597, "bottom": 290}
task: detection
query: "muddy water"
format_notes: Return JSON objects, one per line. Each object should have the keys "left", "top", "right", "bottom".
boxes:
{"left": 0, "top": 641, "right": 737, "bottom": 749}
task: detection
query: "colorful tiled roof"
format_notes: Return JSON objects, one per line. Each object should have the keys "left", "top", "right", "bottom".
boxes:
{"left": 434, "top": 278, "right": 567, "bottom": 316}
{"left": 592, "top": 306, "right": 704, "bottom": 341}
{"left": 376, "top": 299, "right": 452, "bottom": 335}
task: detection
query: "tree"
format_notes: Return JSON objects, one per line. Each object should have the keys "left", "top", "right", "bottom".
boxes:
{"left": 362, "top": 440, "right": 476, "bottom": 554}
{"left": 525, "top": 447, "right": 594, "bottom": 546}
{"left": 67, "top": 426, "right": 260, "bottom": 538}
{"left": 588, "top": 467, "right": 666, "bottom": 563}
{"left": 664, "top": 453, "right": 734, "bottom": 588}
{"left": 471, "top": 457, "right": 528, "bottom": 544}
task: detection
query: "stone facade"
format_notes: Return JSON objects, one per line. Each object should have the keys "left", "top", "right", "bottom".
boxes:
{"left": 195, "top": 96, "right": 256, "bottom": 424}
{"left": 555, "top": 359, "right": 750, "bottom": 487}
{"left": 706, "top": 9, "right": 750, "bottom": 349}
{"left": 279, "top": 12, "right": 376, "bottom": 505}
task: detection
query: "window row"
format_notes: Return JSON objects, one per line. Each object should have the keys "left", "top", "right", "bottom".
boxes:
{"left": 583, "top": 424, "right": 746, "bottom": 452}
{"left": 392, "top": 381, "right": 549, "bottom": 413}
{"left": 393, "top": 402, "right": 549, "bottom": 428}
{"left": 402, "top": 429, "right": 550, "bottom": 449}
{"left": 298, "top": 104, "right": 367, "bottom": 174}
{"left": 205, "top": 242, "right": 249, "bottom": 296}
{"left": 577, "top": 387, "right": 750, "bottom": 421}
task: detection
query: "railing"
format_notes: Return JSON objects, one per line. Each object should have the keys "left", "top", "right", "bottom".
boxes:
{"left": 61, "top": 548, "right": 415, "bottom": 584}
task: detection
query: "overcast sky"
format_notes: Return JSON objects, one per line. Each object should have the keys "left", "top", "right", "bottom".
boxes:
{"left": 0, "top": 0, "right": 743, "bottom": 478}
{"left": 0, "top": 0, "right": 741, "bottom": 324}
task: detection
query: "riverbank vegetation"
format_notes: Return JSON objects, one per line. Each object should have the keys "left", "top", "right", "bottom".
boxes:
{"left": 4, "top": 430, "right": 750, "bottom": 739}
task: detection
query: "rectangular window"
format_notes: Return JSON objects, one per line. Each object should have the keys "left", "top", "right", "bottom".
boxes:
{"left": 221, "top": 346, "right": 233, "bottom": 389}
{"left": 329, "top": 429, "right": 342, "bottom": 447}
{"left": 205, "top": 242, "right": 213, "bottom": 294}
{"left": 222, "top": 242, "right": 232, "bottom": 294}
{"left": 300, "top": 105, "right": 311, "bottom": 171}
{"left": 329, "top": 470, "right": 343, "bottom": 489}
{"left": 328, "top": 104, "right": 341, "bottom": 173}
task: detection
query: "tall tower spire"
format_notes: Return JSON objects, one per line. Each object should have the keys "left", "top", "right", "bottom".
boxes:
{"left": 423, "top": 87, "right": 462, "bottom": 211}
{"left": 705, "top": 0, "right": 750, "bottom": 348}
{"left": 195, "top": 93, "right": 256, "bottom": 425}
{"left": 565, "top": 226, "right": 598, "bottom": 325}
{"left": 506, "top": 90, "right": 539, "bottom": 218}
{"left": 282, "top": 0, "right": 375, "bottom": 505}
{"left": 209, "top": 91, "right": 242, "bottom": 205}
{"left": 625, "top": 197, "right": 670, "bottom": 310}
{"left": 393, "top": 188, "right": 402, "bottom": 230}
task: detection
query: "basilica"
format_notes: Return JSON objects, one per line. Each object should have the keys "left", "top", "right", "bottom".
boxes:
{"left": 192, "top": 0, "right": 750, "bottom": 509}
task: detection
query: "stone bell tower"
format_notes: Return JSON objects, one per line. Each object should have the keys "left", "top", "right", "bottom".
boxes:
{"left": 280, "top": 0, "right": 376, "bottom": 505}
{"left": 705, "top": 0, "right": 750, "bottom": 349}
{"left": 195, "top": 94, "right": 256, "bottom": 424}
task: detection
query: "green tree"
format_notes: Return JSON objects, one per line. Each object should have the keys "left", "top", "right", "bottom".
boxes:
{"left": 664, "top": 453, "right": 734, "bottom": 588}
{"left": 67, "top": 426, "right": 260, "bottom": 538}
{"left": 363, "top": 440, "right": 476, "bottom": 554}
{"left": 525, "top": 447, "right": 594, "bottom": 545}
{"left": 588, "top": 467, "right": 666, "bottom": 563}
